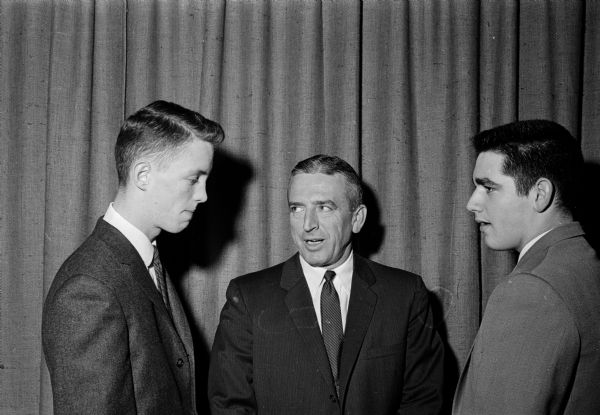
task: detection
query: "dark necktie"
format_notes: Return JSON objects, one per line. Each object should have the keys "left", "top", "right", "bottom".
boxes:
{"left": 321, "top": 270, "right": 343, "bottom": 384}
{"left": 151, "top": 246, "right": 171, "bottom": 314}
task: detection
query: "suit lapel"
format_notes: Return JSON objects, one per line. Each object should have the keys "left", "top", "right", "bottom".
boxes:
{"left": 95, "top": 219, "right": 189, "bottom": 347}
{"left": 338, "top": 255, "right": 377, "bottom": 400}
{"left": 281, "top": 255, "right": 338, "bottom": 391}
{"left": 95, "top": 220, "right": 169, "bottom": 315}
{"left": 164, "top": 267, "right": 196, "bottom": 412}
{"left": 93, "top": 219, "right": 194, "bottom": 408}
{"left": 165, "top": 271, "right": 194, "bottom": 356}
{"left": 452, "top": 340, "right": 474, "bottom": 411}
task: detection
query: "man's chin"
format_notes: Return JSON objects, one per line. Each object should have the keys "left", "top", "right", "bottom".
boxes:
{"left": 300, "top": 252, "right": 328, "bottom": 268}
{"left": 162, "top": 221, "right": 191, "bottom": 234}
{"left": 484, "top": 238, "right": 516, "bottom": 251}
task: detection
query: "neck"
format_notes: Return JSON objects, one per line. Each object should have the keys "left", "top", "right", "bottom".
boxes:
{"left": 113, "top": 188, "right": 160, "bottom": 242}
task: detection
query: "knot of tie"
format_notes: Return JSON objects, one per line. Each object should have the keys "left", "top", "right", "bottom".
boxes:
{"left": 151, "top": 246, "right": 160, "bottom": 268}
{"left": 323, "top": 269, "right": 336, "bottom": 283}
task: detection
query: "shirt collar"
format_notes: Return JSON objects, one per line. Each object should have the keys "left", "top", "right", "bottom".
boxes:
{"left": 299, "top": 250, "right": 354, "bottom": 293}
{"left": 103, "top": 203, "right": 155, "bottom": 268}
{"left": 518, "top": 228, "right": 554, "bottom": 262}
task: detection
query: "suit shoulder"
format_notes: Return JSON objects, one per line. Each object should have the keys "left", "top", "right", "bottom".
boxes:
{"left": 358, "top": 256, "right": 424, "bottom": 290}
{"left": 517, "top": 236, "right": 600, "bottom": 302}
{"left": 514, "top": 237, "right": 600, "bottom": 330}
{"left": 223, "top": 261, "right": 289, "bottom": 309}
{"left": 232, "top": 261, "right": 286, "bottom": 287}
{"left": 58, "top": 233, "right": 115, "bottom": 273}
{"left": 50, "top": 230, "right": 128, "bottom": 297}
{"left": 363, "top": 257, "right": 419, "bottom": 277}
{"left": 536, "top": 236, "right": 600, "bottom": 277}
{"left": 44, "top": 238, "right": 123, "bottom": 315}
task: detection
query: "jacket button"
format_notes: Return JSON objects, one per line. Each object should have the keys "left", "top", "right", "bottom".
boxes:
{"left": 176, "top": 358, "right": 184, "bottom": 368}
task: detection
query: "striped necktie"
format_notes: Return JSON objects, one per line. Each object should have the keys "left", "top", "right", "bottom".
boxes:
{"left": 151, "top": 246, "right": 171, "bottom": 314}
{"left": 321, "top": 270, "right": 343, "bottom": 386}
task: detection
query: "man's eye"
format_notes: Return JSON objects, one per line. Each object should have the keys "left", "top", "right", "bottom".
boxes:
{"left": 484, "top": 185, "right": 494, "bottom": 193}
{"left": 189, "top": 177, "right": 199, "bottom": 184}
{"left": 319, "top": 205, "right": 333, "bottom": 212}
{"left": 289, "top": 206, "right": 303, "bottom": 213}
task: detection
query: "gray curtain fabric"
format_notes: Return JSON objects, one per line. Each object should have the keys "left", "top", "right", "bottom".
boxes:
{"left": 1, "top": 0, "right": 599, "bottom": 413}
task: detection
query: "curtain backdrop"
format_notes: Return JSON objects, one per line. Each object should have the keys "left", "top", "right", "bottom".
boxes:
{"left": 1, "top": 0, "right": 599, "bottom": 413}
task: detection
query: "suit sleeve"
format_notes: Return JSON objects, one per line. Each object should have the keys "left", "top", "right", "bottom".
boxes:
{"left": 42, "top": 274, "right": 135, "bottom": 415}
{"left": 399, "top": 277, "right": 445, "bottom": 415}
{"left": 455, "top": 274, "right": 579, "bottom": 415}
{"left": 208, "top": 280, "right": 257, "bottom": 414}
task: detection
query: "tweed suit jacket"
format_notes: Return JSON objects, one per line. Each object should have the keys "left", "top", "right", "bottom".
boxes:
{"left": 208, "top": 253, "right": 444, "bottom": 415}
{"left": 42, "top": 218, "right": 196, "bottom": 415}
{"left": 453, "top": 222, "right": 600, "bottom": 414}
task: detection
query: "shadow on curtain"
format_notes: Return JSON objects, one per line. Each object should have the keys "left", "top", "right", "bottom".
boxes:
{"left": 159, "top": 148, "right": 254, "bottom": 413}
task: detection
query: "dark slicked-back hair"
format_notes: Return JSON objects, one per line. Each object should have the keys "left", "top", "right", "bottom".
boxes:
{"left": 473, "top": 119, "right": 583, "bottom": 215}
{"left": 291, "top": 154, "right": 363, "bottom": 210}
{"left": 115, "top": 100, "right": 224, "bottom": 185}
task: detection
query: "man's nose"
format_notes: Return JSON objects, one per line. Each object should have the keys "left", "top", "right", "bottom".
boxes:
{"left": 466, "top": 190, "right": 481, "bottom": 213}
{"left": 303, "top": 208, "right": 318, "bottom": 232}
{"left": 194, "top": 182, "right": 208, "bottom": 203}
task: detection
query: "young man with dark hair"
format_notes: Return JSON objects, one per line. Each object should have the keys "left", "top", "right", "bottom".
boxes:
{"left": 209, "top": 154, "right": 444, "bottom": 414}
{"left": 42, "top": 101, "right": 224, "bottom": 414}
{"left": 453, "top": 120, "right": 600, "bottom": 414}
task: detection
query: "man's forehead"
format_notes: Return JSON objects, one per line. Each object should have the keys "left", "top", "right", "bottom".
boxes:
{"left": 153, "top": 139, "right": 214, "bottom": 172}
{"left": 472, "top": 151, "right": 521, "bottom": 190}
{"left": 290, "top": 172, "right": 342, "bottom": 185}
{"left": 288, "top": 172, "right": 349, "bottom": 200}
{"left": 474, "top": 151, "right": 506, "bottom": 174}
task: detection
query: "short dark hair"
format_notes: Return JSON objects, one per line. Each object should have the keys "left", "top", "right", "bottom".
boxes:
{"left": 473, "top": 119, "right": 583, "bottom": 215}
{"left": 291, "top": 154, "right": 363, "bottom": 210}
{"left": 115, "top": 100, "right": 225, "bottom": 185}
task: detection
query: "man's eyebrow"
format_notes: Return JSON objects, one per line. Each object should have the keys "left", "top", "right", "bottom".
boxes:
{"left": 474, "top": 177, "right": 498, "bottom": 186}
{"left": 288, "top": 199, "right": 337, "bottom": 206}
{"left": 187, "top": 169, "right": 209, "bottom": 176}
{"left": 313, "top": 199, "right": 337, "bottom": 206}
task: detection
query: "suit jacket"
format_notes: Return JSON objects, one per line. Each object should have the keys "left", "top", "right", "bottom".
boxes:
{"left": 208, "top": 253, "right": 444, "bottom": 414}
{"left": 42, "top": 219, "right": 196, "bottom": 415}
{"left": 453, "top": 222, "right": 600, "bottom": 414}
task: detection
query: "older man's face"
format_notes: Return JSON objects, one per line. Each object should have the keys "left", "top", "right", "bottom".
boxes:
{"left": 288, "top": 173, "right": 365, "bottom": 269}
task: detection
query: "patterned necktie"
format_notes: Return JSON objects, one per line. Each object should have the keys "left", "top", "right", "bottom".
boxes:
{"left": 321, "top": 270, "right": 343, "bottom": 384}
{"left": 151, "top": 246, "right": 171, "bottom": 314}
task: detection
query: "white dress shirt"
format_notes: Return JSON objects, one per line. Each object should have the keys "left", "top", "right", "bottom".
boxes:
{"left": 103, "top": 203, "right": 159, "bottom": 287}
{"left": 299, "top": 251, "right": 353, "bottom": 333}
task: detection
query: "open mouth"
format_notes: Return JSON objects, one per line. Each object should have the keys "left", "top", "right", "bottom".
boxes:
{"left": 305, "top": 238, "right": 324, "bottom": 247}
{"left": 477, "top": 221, "right": 491, "bottom": 230}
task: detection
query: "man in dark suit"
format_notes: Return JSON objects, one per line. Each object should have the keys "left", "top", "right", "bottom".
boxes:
{"left": 42, "top": 101, "right": 224, "bottom": 414}
{"left": 209, "top": 154, "right": 444, "bottom": 414}
{"left": 453, "top": 120, "right": 600, "bottom": 414}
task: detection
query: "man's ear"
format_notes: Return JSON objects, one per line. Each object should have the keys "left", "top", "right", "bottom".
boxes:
{"left": 132, "top": 161, "right": 151, "bottom": 190}
{"left": 530, "top": 178, "right": 554, "bottom": 213}
{"left": 352, "top": 204, "right": 367, "bottom": 233}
